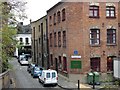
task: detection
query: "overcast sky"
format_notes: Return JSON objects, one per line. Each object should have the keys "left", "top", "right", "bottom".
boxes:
{"left": 22, "top": 0, "right": 61, "bottom": 25}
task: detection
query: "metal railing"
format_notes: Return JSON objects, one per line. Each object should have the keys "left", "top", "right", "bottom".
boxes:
{"left": 0, "top": 70, "right": 10, "bottom": 89}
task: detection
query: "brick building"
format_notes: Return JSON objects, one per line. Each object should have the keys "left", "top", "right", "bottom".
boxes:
{"left": 47, "top": 2, "right": 120, "bottom": 82}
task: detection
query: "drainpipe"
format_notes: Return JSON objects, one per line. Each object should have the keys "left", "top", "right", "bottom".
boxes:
{"left": 46, "top": 19, "right": 50, "bottom": 69}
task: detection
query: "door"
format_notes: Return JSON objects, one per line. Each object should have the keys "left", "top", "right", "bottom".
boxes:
{"left": 55, "top": 58, "right": 58, "bottom": 72}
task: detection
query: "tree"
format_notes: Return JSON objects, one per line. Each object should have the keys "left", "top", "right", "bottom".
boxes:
{"left": 0, "top": 0, "right": 27, "bottom": 73}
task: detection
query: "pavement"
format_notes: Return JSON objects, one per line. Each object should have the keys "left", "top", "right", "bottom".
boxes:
{"left": 57, "top": 74, "right": 120, "bottom": 90}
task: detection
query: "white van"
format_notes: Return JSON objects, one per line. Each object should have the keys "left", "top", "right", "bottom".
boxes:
{"left": 38, "top": 69, "right": 58, "bottom": 86}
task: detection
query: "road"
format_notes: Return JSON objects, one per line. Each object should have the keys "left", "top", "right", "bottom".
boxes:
{"left": 9, "top": 58, "right": 62, "bottom": 89}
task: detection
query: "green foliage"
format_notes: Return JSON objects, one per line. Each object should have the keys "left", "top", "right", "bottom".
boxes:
{"left": 0, "top": 0, "right": 27, "bottom": 73}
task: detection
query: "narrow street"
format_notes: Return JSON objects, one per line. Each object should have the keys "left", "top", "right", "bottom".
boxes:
{"left": 9, "top": 58, "right": 61, "bottom": 89}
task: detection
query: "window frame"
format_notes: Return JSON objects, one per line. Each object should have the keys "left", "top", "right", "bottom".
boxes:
{"left": 107, "top": 29, "right": 116, "bottom": 45}
{"left": 49, "top": 16, "right": 52, "bottom": 26}
{"left": 54, "top": 32, "right": 57, "bottom": 47}
{"left": 50, "top": 33, "right": 52, "bottom": 47}
{"left": 89, "top": 5, "right": 99, "bottom": 18}
{"left": 53, "top": 13, "right": 56, "bottom": 25}
{"left": 106, "top": 6, "right": 116, "bottom": 18}
{"left": 62, "top": 8, "right": 66, "bottom": 21}
{"left": 90, "top": 29, "right": 100, "bottom": 45}
{"left": 63, "top": 31, "right": 66, "bottom": 48}
{"left": 58, "top": 32, "right": 61, "bottom": 47}
{"left": 57, "top": 11, "right": 61, "bottom": 23}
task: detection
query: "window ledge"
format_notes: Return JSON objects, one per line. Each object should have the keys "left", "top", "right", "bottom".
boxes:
{"left": 106, "top": 17, "right": 116, "bottom": 19}
{"left": 106, "top": 44, "right": 117, "bottom": 46}
{"left": 90, "top": 44, "right": 101, "bottom": 47}
{"left": 89, "top": 16, "right": 100, "bottom": 18}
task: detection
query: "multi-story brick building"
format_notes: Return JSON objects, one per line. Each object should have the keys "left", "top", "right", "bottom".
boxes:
{"left": 31, "top": 16, "right": 49, "bottom": 69}
{"left": 47, "top": 2, "right": 120, "bottom": 82}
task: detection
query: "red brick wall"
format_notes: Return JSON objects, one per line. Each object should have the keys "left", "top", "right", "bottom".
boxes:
{"left": 47, "top": 2, "right": 119, "bottom": 74}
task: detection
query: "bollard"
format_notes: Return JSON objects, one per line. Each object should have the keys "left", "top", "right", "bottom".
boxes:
{"left": 78, "top": 80, "right": 80, "bottom": 90}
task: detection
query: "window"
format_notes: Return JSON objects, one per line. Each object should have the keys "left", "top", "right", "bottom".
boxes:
{"left": 90, "top": 58, "right": 100, "bottom": 72}
{"left": 106, "top": 6, "right": 115, "bottom": 18}
{"left": 20, "top": 38, "right": 23, "bottom": 45}
{"left": 57, "top": 11, "right": 61, "bottom": 23}
{"left": 62, "top": 9, "right": 66, "bottom": 21}
{"left": 63, "top": 57, "right": 67, "bottom": 71}
{"left": 49, "top": 16, "right": 52, "bottom": 26}
{"left": 39, "top": 25, "right": 40, "bottom": 32}
{"left": 107, "top": 57, "right": 114, "bottom": 71}
{"left": 54, "top": 32, "right": 57, "bottom": 47}
{"left": 53, "top": 13, "right": 56, "bottom": 25}
{"left": 90, "top": 29, "right": 100, "bottom": 45}
{"left": 46, "top": 73, "right": 50, "bottom": 78}
{"left": 89, "top": 6, "right": 99, "bottom": 18}
{"left": 52, "top": 72, "right": 56, "bottom": 78}
{"left": 58, "top": 32, "right": 61, "bottom": 47}
{"left": 107, "top": 29, "right": 116, "bottom": 44}
{"left": 50, "top": 33, "right": 52, "bottom": 47}
{"left": 63, "top": 31, "right": 66, "bottom": 47}
{"left": 50, "top": 54, "right": 53, "bottom": 66}
{"left": 25, "top": 38, "right": 29, "bottom": 44}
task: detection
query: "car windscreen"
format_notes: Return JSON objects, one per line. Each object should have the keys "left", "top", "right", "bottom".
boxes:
{"left": 35, "top": 67, "right": 40, "bottom": 71}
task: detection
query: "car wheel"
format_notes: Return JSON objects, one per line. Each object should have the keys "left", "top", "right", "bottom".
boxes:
{"left": 38, "top": 78, "right": 41, "bottom": 83}
{"left": 33, "top": 75, "right": 34, "bottom": 78}
{"left": 43, "top": 83, "right": 46, "bottom": 87}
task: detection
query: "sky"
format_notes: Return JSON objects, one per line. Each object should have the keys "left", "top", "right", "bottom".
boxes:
{"left": 22, "top": 0, "right": 61, "bottom": 25}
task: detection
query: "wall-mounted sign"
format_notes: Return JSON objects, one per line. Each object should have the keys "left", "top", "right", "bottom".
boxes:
{"left": 74, "top": 50, "right": 78, "bottom": 55}
{"left": 71, "top": 60, "right": 82, "bottom": 69}
{"left": 71, "top": 55, "right": 81, "bottom": 59}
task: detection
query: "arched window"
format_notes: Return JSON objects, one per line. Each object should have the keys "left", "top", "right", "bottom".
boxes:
{"left": 62, "top": 8, "right": 66, "bottom": 21}
{"left": 57, "top": 11, "right": 61, "bottom": 23}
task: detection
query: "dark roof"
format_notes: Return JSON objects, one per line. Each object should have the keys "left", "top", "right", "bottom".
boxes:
{"left": 31, "top": 15, "right": 47, "bottom": 24}
{"left": 17, "top": 23, "right": 31, "bottom": 34}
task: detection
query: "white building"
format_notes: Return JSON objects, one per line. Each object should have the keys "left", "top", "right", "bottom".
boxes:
{"left": 14, "top": 22, "right": 32, "bottom": 57}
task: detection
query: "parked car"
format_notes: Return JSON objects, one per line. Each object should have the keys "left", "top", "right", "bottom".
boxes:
{"left": 24, "top": 54, "right": 31, "bottom": 59}
{"left": 27, "top": 63, "right": 35, "bottom": 73}
{"left": 19, "top": 57, "right": 29, "bottom": 65}
{"left": 31, "top": 66, "right": 43, "bottom": 78}
{"left": 38, "top": 69, "right": 58, "bottom": 86}
{"left": 18, "top": 54, "right": 26, "bottom": 63}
